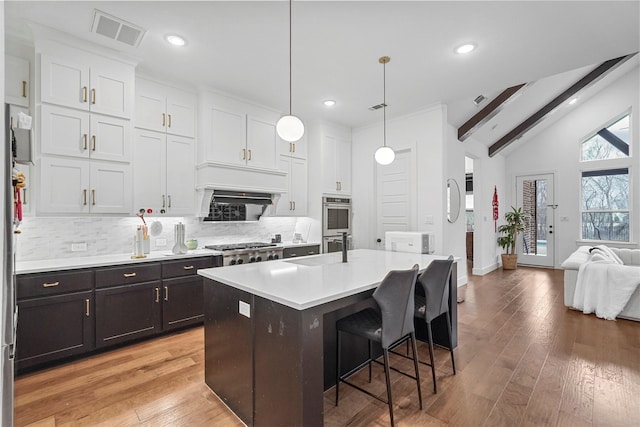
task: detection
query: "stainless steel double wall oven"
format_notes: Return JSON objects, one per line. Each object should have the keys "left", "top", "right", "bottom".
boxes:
{"left": 322, "top": 196, "right": 352, "bottom": 253}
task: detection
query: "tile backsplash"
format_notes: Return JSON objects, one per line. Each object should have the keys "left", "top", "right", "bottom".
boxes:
{"left": 15, "top": 216, "right": 320, "bottom": 262}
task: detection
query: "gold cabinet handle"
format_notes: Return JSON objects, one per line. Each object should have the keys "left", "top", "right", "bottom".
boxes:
{"left": 91, "top": 88, "right": 96, "bottom": 105}
{"left": 292, "top": 143, "right": 295, "bottom": 153}
{"left": 248, "top": 149, "right": 252, "bottom": 160}
{"left": 91, "top": 135, "right": 96, "bottom": 151}
{"left": 83, "top": 189, "right": 87, "bottom": 206}
{"left": 85, "top": 299, "right": 90, "bottom": 317}
{"left": 164, "top": 286, "right": 169, "bottom": 301}
{"left": 162, "top": 195, "right": 166, "bottom": 209}
{"left": 168, "top": 114, "right": 172, "bottom": 128}
{"left": 82, "top": 86, "right": 88, "bottom": 103}
{"left": 91, "top": 189, "right": 96, "bottom": 206}
{"left": 155, "top": 287, "right": 160, "bottom": 303}
{"left": 168, "top": 195, "right": 171, "bottom": 208}
{"left": 293, "top": 201, "right": 296, "bottom": 210}
{"left": 83, "top": 134, "right": 88, "bottom": 150}
{"left": 22, "top": 81, "right": 27, "bottom": 98}
{"left": 22, "top": 188, "right": 27, "bottom": 205}
{"left": 242, "top": 148, "right": 246, "bottom": 160}
{"left": 123, "top": 272, "right": 137, "bottom": 278}
{"left": 9, "top": 117, "right": 13, "bottom": 130}
{"left": 42, "top": 281, "right": 60, "bottom": 288}
{"left": 162, "top": 113, "right": 166, "bottom": 127}
{"left": 183, "top": 265, "right": 195, "bottom": 270}
{"left": 289, "top": 142, "right": 293, "bottom": 153}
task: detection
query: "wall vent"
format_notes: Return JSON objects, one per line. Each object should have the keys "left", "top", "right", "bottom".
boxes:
{"left": 368, "top": 103, "right": 388, "bottom": 111}
{"left": 91, "top": 9, "right": 146, "bottom": 47}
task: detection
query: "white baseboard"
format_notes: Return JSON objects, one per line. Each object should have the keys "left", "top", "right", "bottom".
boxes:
{"left": 472, "top": 263, "right": 498, "bottom": 276}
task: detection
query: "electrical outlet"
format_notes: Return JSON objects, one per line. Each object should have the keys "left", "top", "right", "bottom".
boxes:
{"left": 239, "top": 301, "right": 251, "bottom": 318}
{"left": 425, "top": 215, "right": 434, "bottom": 224}
{"left": 156, "top": 238, "right": 167, "bottom": 247}
{"left": 71, "top": 242, "right": 87, "bottom": 252}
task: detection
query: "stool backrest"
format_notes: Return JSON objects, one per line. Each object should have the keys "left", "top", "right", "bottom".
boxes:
{"left": 373, "top": 264, "right": 419, "bottom": 348}
{"left": 417, "top": 256, "right": 454, "bottom": 322}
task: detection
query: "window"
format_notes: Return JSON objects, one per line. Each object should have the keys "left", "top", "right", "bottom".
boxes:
{"left": 581, "top": 114, "right": 630, "bottom": 161}
{"left": 580, "top": 112, "right": 631, "bottom": 242}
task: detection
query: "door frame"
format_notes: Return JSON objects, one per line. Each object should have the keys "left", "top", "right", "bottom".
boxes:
{"left": 515, "top": 172, "right": 556, "bottom": 268}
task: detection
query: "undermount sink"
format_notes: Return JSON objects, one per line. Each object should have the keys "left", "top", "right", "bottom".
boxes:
{"left": 284, "top": 256, "right": 341, "bottom": 267}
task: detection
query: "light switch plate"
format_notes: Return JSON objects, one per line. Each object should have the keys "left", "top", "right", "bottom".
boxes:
{"left": 71, "top": 242, "right": 87, "bottom": 252}
{"left": 239, "top": 301, "right": 251, "bottom": 318}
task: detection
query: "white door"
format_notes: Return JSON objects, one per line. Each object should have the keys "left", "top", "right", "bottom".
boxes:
{"left": 5, "top": 55, "right": 29, "bottom": 107}
{"left": 321, "top": 136, "right": 338, "bottom": 193}
{"left": 39, "top": 157, "right": 90, "bottom": 214}
{"left": 40, "top": 104, "right": 90, "bottom": 159}
{"left": 166, "top": 135, "right": 195, "bottom": 215}
{"left": 40, "top": 54, "right": 89, "bottom": 111}
{"left": 208, "top": 106, "right": 246, "bottom": 165}
{"left": 89, "top": 64, "right": 133, "bottom": 119}
{"left": 516, "top": 173, "right": 555, "bottom": 267}
{"left": 246, "top": 115, "right": 278, "bottom": 170}
{"left": 90, "top": 162, "right": 131, "bottom": 214}
{"left": 133, "top": 130, "right": 166, "bottom": 213}
{"left": 166, "top": 89, "right": 196, "bottom": 138}
{"left": 135, "top": 83, "right": 166, "bottom": 133}
{"left": 90, "top": 114, "right": 130, "bottom": 162}
{"left": 290, "top": 157, "right": 308, "bottom": 216}
{"left": 375, "top": 149, "right": 413, "bottom": 249}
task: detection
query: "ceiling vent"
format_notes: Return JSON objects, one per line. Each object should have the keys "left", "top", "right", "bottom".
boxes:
{"left": 368, "top": 103, "right": 388, "bottom": 111}
{"left": 91, "top": 9, "right": 146, "bottom": 47}
{"left": 472, "top": 94, "right": 486, "bottom": 106}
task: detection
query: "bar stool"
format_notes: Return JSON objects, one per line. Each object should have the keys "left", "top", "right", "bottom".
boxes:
{"left": 414, "top": 255, "right": 456, "bottom": 394}
{"left": 335, "top": 265, "right": 422, "bottom": 427}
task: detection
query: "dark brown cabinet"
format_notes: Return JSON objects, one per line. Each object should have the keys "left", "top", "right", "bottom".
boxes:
{"left": 161, "top": 257, "right": 217, "bottom": 331}
{"left": 283, "top": 244, "right": 320, "bottom": 259}
{"left": 95, "top": 263, "right": 162, "bottom": 348}
{"left": 16, "top": 270, "right": 94, "bottom": 370}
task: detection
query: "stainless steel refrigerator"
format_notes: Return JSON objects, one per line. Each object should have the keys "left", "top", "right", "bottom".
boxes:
{"left": 2, "top": 104, "right": 17, "bottom": 426}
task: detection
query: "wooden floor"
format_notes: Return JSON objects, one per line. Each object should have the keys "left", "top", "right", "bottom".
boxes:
{"left": 15, "top": 267, "right": 640, "bottom": 426}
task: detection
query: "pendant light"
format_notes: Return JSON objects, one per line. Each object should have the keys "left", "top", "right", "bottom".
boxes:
{"left": 276, "top": 0, "right": 305, "bottom": 142}
{"left": 374, "top": 56, "right": 395, "bottom": 165}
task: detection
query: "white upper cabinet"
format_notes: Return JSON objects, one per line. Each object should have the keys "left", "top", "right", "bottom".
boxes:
{"left": 134, "top": 78, "right": 196, "bottom": 137}
{"left": 322, "top": 135, "right": 351, "bottom": 195}
{"left": 275, "top": 155, "right": 308, "bottom": 216}
{"left": 40, "top": 104, "right": 130, "bottom": 162}
{"left": 40, "top": 53, "right": 134, "bottom": 119}
{"left": 39, "top": 156, "right": 131, "bottom": 214}
{"left": 133, "top": 129, "right": 194, "bottom": 216}
{"left": 278, "top": 131, "right": 307, "bottom": 159}
{"left": 5, "top": 55, "right": 30, "bottom": 107}
{"left": 246, "top": 115, "right": 278, "bottom": 170}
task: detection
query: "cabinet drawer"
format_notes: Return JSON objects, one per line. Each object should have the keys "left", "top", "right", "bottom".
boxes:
{"left": 162, "top": 257, "right": 216, "bottom": 279}
{"left": 95, "top": 263, "right": 161, "bottom": 288}
{"left": 17, "top": 270, "right": 93, "bottom": 299}
{"left": 283, "top": 245, "right": 320, "bottom": 259}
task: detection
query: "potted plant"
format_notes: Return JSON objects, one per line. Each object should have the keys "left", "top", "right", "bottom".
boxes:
{"left": 497, "top": 206, "right": 527, "bottom": 270}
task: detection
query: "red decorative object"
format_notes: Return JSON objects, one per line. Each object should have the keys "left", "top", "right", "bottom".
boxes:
{"left": 147, "top": 208, "right": 153, "bottom": 214}
{"left": 492, "top": 186, "right": 499, "bottom": 232}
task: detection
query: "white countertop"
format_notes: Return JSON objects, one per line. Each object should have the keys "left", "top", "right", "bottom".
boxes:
{"left": 198, "top": 249, "right": 451, "bottom": 310}
{"left": 15, "top": 249, "right": 221, "bottom": 275}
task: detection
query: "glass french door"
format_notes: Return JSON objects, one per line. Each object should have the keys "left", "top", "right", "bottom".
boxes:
{"left": 516, "top": 173, "right": 555, "bottom": 267}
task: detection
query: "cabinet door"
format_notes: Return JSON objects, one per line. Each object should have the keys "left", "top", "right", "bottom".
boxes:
{"left": 290, "top": 157, "right": 308, "bottom": 216}
{"left": 89, "top": 114, "right": 131, "bottom": 162}
{"left": 95, "top": 281, "right": 162, "bottom": 348}
{"left": 5, "top": 55, "right": 29, "bottom": 107}
{"left": 275, "top": 156, "right": 292, "bottom": 216}
{"left": 208, "top": 106, "right": 246, "bottom": 165}
{"left": 247, "top": 115, "right": 278, "bottom": 170}
{"left": 166, "top": 134, "right": 195, "bottom": 215}
{"left": 40, "top": 104, "right": 90, "bottom": 159}
{"left": 133, "top": 130, "right": 166, "bottom": 213}
{"left": 89, "top": 62, "right": 134, "bottom": 119}
{"left": 40, "top": 54, "right": 89, "bottom": 111}
{"left": 279, "top": 132, "right": 307, "bottom": 159}
{"left": 335, "top": 137, "right": 351, "bottom": 194}
{"left": 39, "top": 156, "right": 90, "bottom": 214}
{"left": 166, "top": 88, "right": 196, "bottom": 138}
{"left": 162, "top": 276, "right": 204, "bottom": 331}
{"left": 90, "top": 161, "right": 132, "bottom": 214}
{"left": 16, "top": 291, "right": 94, "bottom": 370}
{"left": 322, "top": 135, "right": 338, "bottom": 193}
{"left": 134, "top": 79, "right": 166, "bottom": 133}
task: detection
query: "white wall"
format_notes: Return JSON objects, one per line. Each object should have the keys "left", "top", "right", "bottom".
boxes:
{"left": 352, "top": 105, "right": 468, "bottom": 285}
{"left": 504, "top": 65, "right": 640, "bottom": 266}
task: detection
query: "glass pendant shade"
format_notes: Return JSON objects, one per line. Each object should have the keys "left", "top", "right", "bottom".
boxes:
{"left": 276, "top": 115, "right": 305, "bottom": 142}
{"left": 375, "top": 146, "right": 395, "bottom": 165}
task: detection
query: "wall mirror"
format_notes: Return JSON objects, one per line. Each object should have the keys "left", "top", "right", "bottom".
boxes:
{"left": 447, "top": 178, "right": 461, "bottom": 223}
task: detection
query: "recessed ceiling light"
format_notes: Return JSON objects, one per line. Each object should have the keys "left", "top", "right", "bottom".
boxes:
{"left": 323, "top": 100, "right": 336, "bottom": 107}
{"left": 455, "top": 43, "right": 476, "bottom": 54}
{"left": 569, "top": 98, "right": 578, "bottom": 105}
{"left": 165, "top": 34, "right": 186, "bottom": 47}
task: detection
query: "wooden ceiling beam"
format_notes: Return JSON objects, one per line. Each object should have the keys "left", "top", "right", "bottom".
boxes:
{"left": 488, "top": 53, "right": 636, "bottom": 157}
{"left": 457, "top": 83, "right": 526, "bottom": 142}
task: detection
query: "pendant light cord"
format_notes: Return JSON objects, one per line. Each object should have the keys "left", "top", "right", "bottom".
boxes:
{"left": 288, "top": 0, "right": 293, "bottom": 116}
{"left": 383, "top": 59, "right": 386, "bottom": 148}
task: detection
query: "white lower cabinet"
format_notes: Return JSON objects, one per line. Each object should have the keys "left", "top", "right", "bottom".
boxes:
{"left": 276, "top": 156, "right": 307, "bottom": 216}
{"left": 39, "top": 157, "right": 131, "bottom": 214}
{"left": 133, "top": 129, "right": 194, "bottom": 216}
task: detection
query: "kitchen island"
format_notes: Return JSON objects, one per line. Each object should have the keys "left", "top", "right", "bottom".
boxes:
{"left": 198, "top": 249, "right": 457, "bottom": 427}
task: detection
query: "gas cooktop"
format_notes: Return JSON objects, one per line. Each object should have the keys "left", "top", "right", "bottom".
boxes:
{"left": 204, "top": 242, "right": 277, "bottom": 251}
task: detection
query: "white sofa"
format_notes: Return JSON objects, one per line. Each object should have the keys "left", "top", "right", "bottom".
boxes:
{"left": 561, "top": 246, "right": 640, "bottom": 321}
